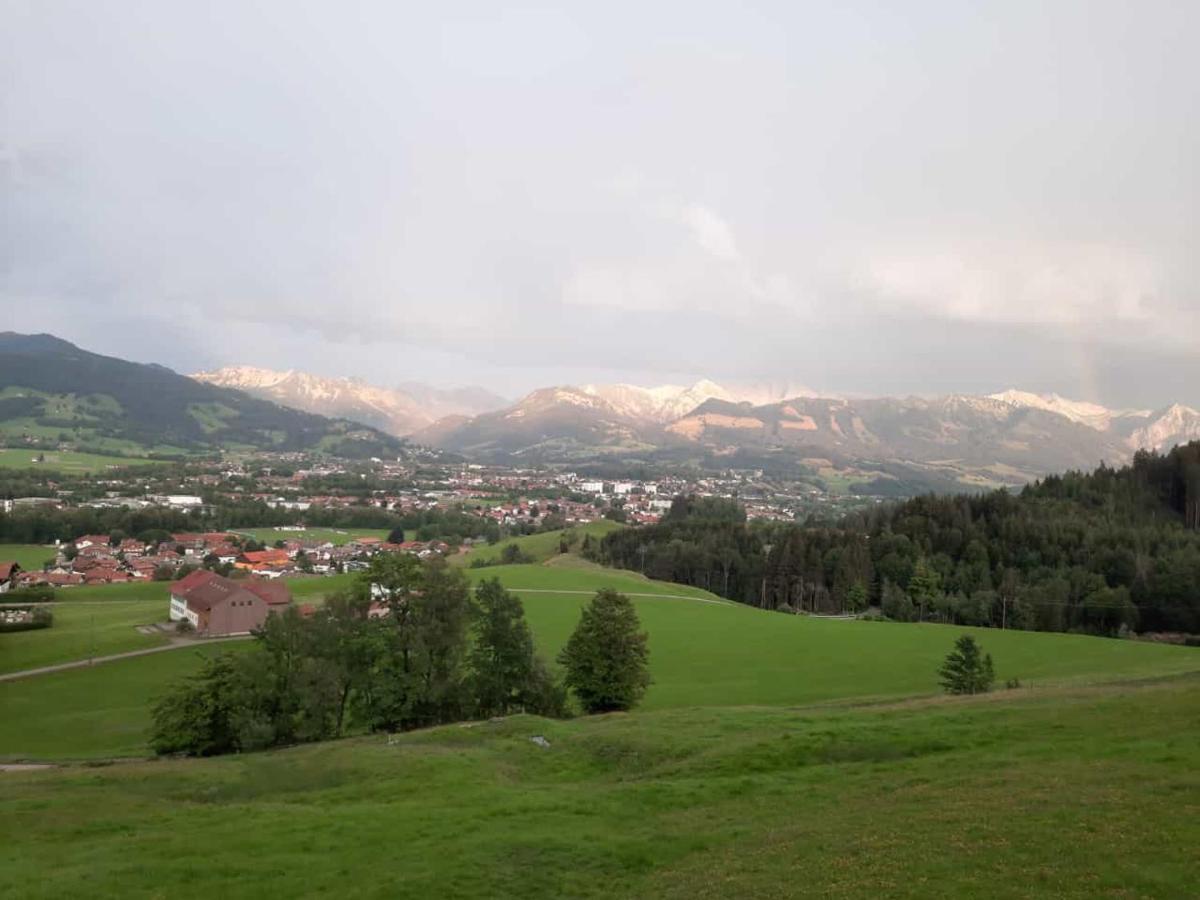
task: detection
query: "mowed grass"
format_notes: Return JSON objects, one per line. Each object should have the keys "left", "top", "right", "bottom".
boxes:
{"left": 1, "top": 676, "right": 1198, "bottom": 898}
{"left": 0, "top": 543, "right": 57, "bottom": 571}
{"left": 2, "top": 560, "right": 1197, "bottom": 761}
{"left": 0, "top": 644, "right": 251, "bottom": 760}
{"left": 455, "top": 521, "right": 624, "bottom": 566}
{"left": 0, "top": 448, "right": 164, "bottom": 473}
{"left": 230, "top": 526, "right": 392, "bottom": 546}
{"left": 0, "top": 600, "right": 168, "bottom": 674}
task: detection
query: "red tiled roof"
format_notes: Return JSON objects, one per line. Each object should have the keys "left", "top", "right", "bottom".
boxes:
{"left": 0, "top": 561, "right": 18, "bottom": 580}
{"left": 243, "top": 579, "right": 292, "bottom": 607}
{"left": 170, "top": 568, "right": 220, "bottom": 595}
{"left": 240, "top": 549, "right": 290, "bottom": 565}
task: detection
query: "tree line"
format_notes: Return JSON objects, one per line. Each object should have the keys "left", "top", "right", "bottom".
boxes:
{"left": 151, "top": 557, "right": 649, "bottom": 756}
{"left": 592, "top": 444, "right": 1200, "bottom": 636}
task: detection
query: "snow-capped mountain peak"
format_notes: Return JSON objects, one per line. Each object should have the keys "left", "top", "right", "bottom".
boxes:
{"left": 989, "top": 389, "right": 1117, "bottom": 431}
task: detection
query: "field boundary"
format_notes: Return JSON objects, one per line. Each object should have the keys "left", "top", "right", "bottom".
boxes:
{"left": 0, "top": 635, "right": 252, "bottom": 682}
{"left": 508, "top": 587, "right": 734, "bottom": 606}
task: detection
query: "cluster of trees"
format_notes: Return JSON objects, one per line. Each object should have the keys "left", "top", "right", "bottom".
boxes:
{"left": 151, "top": 558, "right": 650, "bottom": 756}
{"left": 594, "top": 445, "right": 1200, "bottom": 636}
{"left": 0, "top": 499, "right": 503, "bottom": 548}
{"left": 592, "top": 495, "right": 768, "bottom": 601}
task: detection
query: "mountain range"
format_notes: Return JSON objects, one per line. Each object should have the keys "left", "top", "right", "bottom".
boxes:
{"left": 411, "top": 381, "right": 1200, "bottom": 488}
{"left": 192, "top": 366, "right": 508, "bottom": 437}
{"left": 184, "top": 366, "right": 1200, "bottom": 484}
{"left": 4, "top": 334, "right": 1198, "bottom": 490}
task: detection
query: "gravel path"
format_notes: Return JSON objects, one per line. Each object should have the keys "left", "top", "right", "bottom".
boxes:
{"left": 0, "top": 635, "right": 252, "bottom": 682}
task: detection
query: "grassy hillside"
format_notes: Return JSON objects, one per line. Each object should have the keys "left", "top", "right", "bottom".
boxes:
{"left": 455, "top": 521, "right": 624, "bottom": 566}
{"left": 0, "top": 333, "right": 402, "bottom": 457}
{"left": 2, "top": 675, "right": 1198, "bottom": 898}
{"left": 2, "top": 561, "right": 1196, "bottom": 761}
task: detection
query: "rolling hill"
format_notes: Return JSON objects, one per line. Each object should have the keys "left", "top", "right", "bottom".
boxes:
{"left": 0, "top": 333, "right": 405, "bottom": 458}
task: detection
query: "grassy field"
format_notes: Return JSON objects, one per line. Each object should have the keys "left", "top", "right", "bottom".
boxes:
{"left": 0, "top": 448, "right": 165, "bottom": 473}
{"left": 0, "top": 644, "right": 250, "bottom": 760}
{"left": 0, "top": 543, "right": 58, "bottom": 571}
{"left": 1, "top": 674, "right": 1197, "bottom": 898}
{"left": 230, "top": 526, "right": 392, "bottom": 546}
{"left": 0, "top": 600, "right": 168, "bottom": 674}
{"left": 455, "top": 521, "right": 624, "bottom": 567}
{"left": 2, "top": 560, "right": 1197, "bottom": 761}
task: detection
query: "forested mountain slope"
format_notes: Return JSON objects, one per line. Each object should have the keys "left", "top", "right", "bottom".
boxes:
{"left": 594, "top": 444, "right": 1200, "bottom": 635}
{"left": 0, "top": 334, "right": 403, "bottom": 457}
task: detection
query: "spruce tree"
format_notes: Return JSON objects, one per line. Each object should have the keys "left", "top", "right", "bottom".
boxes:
{"left": 938, "top": 634, "right": 996, "bottom": 695}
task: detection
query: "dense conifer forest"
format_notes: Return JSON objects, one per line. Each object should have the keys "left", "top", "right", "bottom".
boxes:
{"left": 593, "top": 443, "right": 1200, "bottom": 636}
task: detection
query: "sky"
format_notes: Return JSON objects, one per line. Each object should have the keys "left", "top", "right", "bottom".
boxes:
{"left": 3, "top": 1, "right": 1198, "bottom": 407}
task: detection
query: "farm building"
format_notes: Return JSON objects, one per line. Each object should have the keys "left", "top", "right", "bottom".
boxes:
{"left": 0, "top": 561, "right": 21, "bottom": 593}
{"left": 168, "top": 570, "right": 292, "bottom": 635}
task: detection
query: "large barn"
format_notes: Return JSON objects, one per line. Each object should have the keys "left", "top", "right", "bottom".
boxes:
{"left": 168, "top": 570, "right": 292, "bottom": 635}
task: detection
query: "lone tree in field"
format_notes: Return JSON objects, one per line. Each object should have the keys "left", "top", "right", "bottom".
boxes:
{"left": 938, "top": 634, "right": 995, "bottom": 695}
{"left": 559, "top": 588, "right": 650, "bottom": 713}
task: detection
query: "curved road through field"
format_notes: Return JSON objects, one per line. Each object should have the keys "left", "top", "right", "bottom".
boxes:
{"left": 0, "top": 634, "right": 252, "bottom": 682}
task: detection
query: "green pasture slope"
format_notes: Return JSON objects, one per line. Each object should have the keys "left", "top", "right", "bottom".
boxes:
{"left": 0, "top": 448, "right": 164, "bottom": 473}
{"left": 2, "top": 560, "right": 1197, "bottom": 764}
{"left": 455, "top": 520, "right": 624, "bottom": 566}
{"left": 2, "top": 674, "right": 1198, "bottom": 898}
{"left": 2, "top": 554, "right": 1199, "bottom": 897}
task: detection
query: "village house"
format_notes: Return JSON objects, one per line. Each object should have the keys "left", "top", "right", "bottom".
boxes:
{"left": 236, "top": 548, "right": 292, "bottom": 573}
{"left": 168, "top": 570, "right": 292, "bottom": 636}
{"left": 0, "top": 561, "right": 21, "bottom": 593}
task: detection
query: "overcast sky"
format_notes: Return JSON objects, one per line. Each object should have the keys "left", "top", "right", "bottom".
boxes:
{"left": 3, "top": 1, "right": 1198, "bottom": 407}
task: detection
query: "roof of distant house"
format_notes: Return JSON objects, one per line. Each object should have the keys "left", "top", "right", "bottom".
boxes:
{"left": 243, "top": 579, "right": 292, "bottom": 607}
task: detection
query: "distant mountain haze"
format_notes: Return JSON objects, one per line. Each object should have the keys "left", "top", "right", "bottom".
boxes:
{"left": 192, "top": 366, "right": 508, "bottom": 437}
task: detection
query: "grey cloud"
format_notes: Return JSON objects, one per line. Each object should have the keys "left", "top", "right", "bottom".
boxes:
{"left": 3, "top": 1, "right": 1198, "bottom": 406}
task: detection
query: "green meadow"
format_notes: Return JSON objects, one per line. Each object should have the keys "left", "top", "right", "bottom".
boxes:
{"left": 0, "top": 448, "right": 165, "bottom": 473}
{"left": 0, "top": 600, "right": 168, "bottom": 675}
{"left": 2, "top": 553, "right": 1199, "bottom": 898}
{"left": 2, "top": 560, "right": 1197, "bottom": 761}
{"left": 0, "top": 543, "right": 58, "bottom": 571}
{"left": 1, "top": 674, "right": 1197, "bottom": 898}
